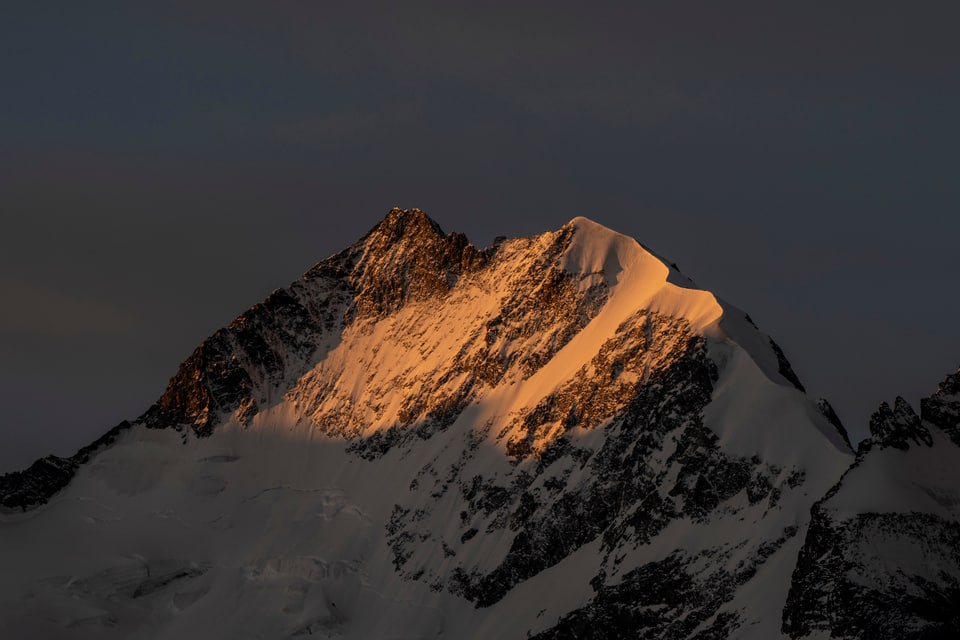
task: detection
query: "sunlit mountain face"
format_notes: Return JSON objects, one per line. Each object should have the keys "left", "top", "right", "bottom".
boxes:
{"left": 1, "top": 209, "right": 956, "bottom": 639}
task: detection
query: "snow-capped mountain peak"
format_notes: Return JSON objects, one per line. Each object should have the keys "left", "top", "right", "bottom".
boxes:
{"left": 1, "top": 209, "right": 954, "bottom": 640}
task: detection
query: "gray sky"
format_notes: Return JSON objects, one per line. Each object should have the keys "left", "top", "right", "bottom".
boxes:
{"left": 2, "top": 1, "right": 959, "bottom": 471}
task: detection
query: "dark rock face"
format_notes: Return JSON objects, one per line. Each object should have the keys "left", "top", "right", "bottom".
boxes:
{"left": 769, "top": 338, "right": 806, "bottom": 392}
{"left": 143, "top": 262, "right": 354, "bottom": 436}
{"left": 922, "top": 368, "right": 960, "bottom": 446}
{"left": 784, "top": 510, "right": 960, "bottom": 640}
{"left": 535, "top": 552, "right": 733, "bottom": 640}
{"left": 0, "top": 456, "right": 77, "bottom": 512}
{"left": 537, "top": 525, "right": 799, "bottom": 640}
{"left": 866, "top": 396, "right": 932, "bottom": 451}
{"left": 0, "top": 420, "right": 131, "bottom": 511}
{"left": 784, "top": 375, "right": 960, "bottom": 639}
{"left": 142, "top": 283, "right": 342, "bottom": 436}
{"left": 818, "top": 398, "right": 853, "bottom": 451}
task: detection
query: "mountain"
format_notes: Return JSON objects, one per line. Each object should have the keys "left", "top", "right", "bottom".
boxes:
{"left": 0, "top": 208, "right": 936, "bottom": 639}
{"left": 783, "top": 371, "right": 960, "bottom": 639}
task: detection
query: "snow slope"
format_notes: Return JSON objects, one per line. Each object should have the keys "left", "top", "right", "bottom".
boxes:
{"left": 0, "top": 209, "right": 855, "bottom": 639}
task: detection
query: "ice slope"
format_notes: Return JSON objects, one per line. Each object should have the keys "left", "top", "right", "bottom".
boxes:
{"left": 0, "top": 209, "right": 854, "bottom": 639}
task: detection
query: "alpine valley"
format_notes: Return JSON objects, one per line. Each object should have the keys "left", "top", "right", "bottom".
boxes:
{"left": 1, "top": 209, "right": 957, "bottom": 639}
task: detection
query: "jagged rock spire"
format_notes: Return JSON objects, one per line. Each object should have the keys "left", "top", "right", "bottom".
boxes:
{"left": 921, "top": 367, "right": 960, "bottom": 446}
{"left": 867, "top": 396, "right": 932, "bottom": 451}
{"left": 350, "top": 208, "right": 487, "bottom": 320}
{"left": 369, "top": 207, "right": 444, "bottom": 239}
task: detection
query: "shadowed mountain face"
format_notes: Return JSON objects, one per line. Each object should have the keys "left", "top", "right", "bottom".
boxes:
{"left": 0, "top": 209, "right": 954, "bottom": 639}
{"left": 784, "top": 370, "right": 960, "bottom": 640}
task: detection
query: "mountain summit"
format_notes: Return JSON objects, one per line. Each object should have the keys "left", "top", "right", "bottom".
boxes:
{"left": 1, "top": 209, "right": 955, "bottom": 639}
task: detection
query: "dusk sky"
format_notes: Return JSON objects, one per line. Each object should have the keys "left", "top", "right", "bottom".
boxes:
{"left": 2, "top": 1, "right": 959, "bottom": 471}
